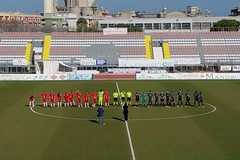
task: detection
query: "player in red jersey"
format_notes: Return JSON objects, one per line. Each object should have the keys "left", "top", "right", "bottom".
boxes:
{"left": 84, "top": 92, "right": 89, "bottom": 108}
{"left": 29, "top": 93, "right": 35, "bottom": 107}
{"left": 41, "top": 91, "right": 48, "bottom": 107}
{"left": 76, "top": 90, "right": 82, "bottom": 108}
{"left": 91, "top": 91, "right": 98, "bottom": 107}
{"left": 49, "top": 91, "right": 55, "bottom": 107}
{"left": 104, "top": 91, "right": 110, "bottom": 107}
{"left": 64, "top": 92, "right": 69, "bottom": 107}
{"left": 69, "top": 90, "right": 75, "bottom": 107}
{"left": 57, "top": 93, "right": 62, "bottom": 107}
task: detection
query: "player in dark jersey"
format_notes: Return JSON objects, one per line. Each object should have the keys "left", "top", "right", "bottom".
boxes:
{"left": 185, "top": 90, "right": 191, "bottom": 107}
{"left": 177, "top": 90, "right": 183, "bottom": 107}
{"left": 170, "top": 91, "right": 175, "bottom": 107}
{"left": 148, "top": 90, "right": 153, "bottom": 107}
{"left": 166, "top": 90, "right": 170, "bottom": 107}
{"left": 154, "top": 90, "right": 159, "bottom": 106}
{"left": 198, "top": 92, "right": 205, "bottom": 107}
{"left": 135, "top": 90, "right": 140, "bottom": 107}
{"left": 194, "top": 91, "right": 199, "bottom": 107}
{"left": 159, "top": 90, "right": 165, "bottom": 107}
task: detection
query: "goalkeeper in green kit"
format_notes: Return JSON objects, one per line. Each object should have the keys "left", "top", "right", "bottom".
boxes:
{"left": 141, "top": 91, "right": 147, "bottom": 107}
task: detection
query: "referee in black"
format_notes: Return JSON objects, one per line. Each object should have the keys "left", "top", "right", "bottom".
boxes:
{"left": 123, "top": 103, "right": 129, "bottom": 121}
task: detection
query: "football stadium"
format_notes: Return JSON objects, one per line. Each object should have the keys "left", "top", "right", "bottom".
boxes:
{"left": 0, "top": 31, "right": 240, "bottom": 160}
{"left": 1, "top": 1, "right": 240, "bottom": 160}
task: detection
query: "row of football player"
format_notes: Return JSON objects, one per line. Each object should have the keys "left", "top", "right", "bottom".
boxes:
{"left": 28, "top": 90, "right": 204, "bottom": 108}
{"left": 28, "top": 90, "right": 110, "bottom": 108}
{"left": 115, "top": 89, "right": 204, "bottom": 108}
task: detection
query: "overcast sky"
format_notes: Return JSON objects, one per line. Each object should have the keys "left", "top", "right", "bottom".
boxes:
{"left": 0, "top": 0, "right": 239, "bottom": 16}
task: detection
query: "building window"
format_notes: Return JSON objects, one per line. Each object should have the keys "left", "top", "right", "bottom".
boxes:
{"left": 133, "top": 23, "right": 143, "bottom": 30}
{"left": 202, "top": 22, "right": 211, "bottom": 30}
{"left": 163, "top": 23, "right": 171, "bottom": 30}
{"left": 135, "top": 23, "right": 143, "bottom": 28}
{"left": 109, "top": 24, "right": 116, "bottom": 28}
{"left": 100, "top": 24, "right": 107, "bottom": 29}
{"left": 182, "top": 23, "right": 190, "bottom": 29}
{"left": 192, "top": 22, "right": 201, "bottom": 30}
{"left": 144, "top": 23, "right": 152, "bottom": 30}
{"left": 16, "top": 17, "right": 21, "bottom": 22}
{"left": 172, "top": 23, "right": 181, "bottom": 29}
{"left": 153, "top": 23, "right": 161, "bottom": 30}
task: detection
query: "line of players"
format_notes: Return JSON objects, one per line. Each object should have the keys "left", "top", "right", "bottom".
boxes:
{"left": 29, "top": 89, "right": 204, "bottom": 108}
{"left": 133, "top": 90, "right": 205, "bottom": 108}
{"left": 29, "top": 90, "right": 110, "bottom": 108}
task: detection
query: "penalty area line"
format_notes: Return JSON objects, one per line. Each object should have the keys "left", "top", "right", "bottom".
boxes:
{"left": 116, "top": 82, "right": 136, "bottom": 160}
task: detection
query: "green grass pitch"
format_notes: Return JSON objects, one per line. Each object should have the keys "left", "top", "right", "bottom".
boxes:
{"left": 0, "top": 80, "right": 240, "bottom": 160}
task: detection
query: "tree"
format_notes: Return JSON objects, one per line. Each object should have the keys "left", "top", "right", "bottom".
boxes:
{"left": 77, "top": 18, "right": 88, "bottom": 32}
{"left": 211, "top": 19, "right": 240, "bottom": 31}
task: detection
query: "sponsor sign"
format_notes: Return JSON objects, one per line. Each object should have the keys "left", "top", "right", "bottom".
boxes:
{"left": 136, "top": 73, "right": 176, "bottom": 80}
{"left": 205, "top": 73, "right": 240, "bottom": 80}
{"left": 33, "top": 47, "right": 43, "bottom": 53}
{"left": 103, "top": 28, "right": 128, "bottom": 35}
{"left": 136, "top": 73, "right": 206, "bottom": 80}
{"left": 68, "top": 74, "right": 92, "bottom": 80}
{"left": 173, "top": 58, "right": 201, "bottom": 65}
{"left": 119, "top": 59, "right": 175, "bottom": 67}
{"left": 96, "top": 59, "right": 107, "bottom": 65}
{"left": 108, "top": 68, "right": 141, "bottom": 74}
{"left": 137, "top": 73, "right": 240, "bottom": 80}
{"left": 232, "top": 65, "right": 240, "bottom": 72}
{"left": 80, "top": 59, "right": 96, "bottom": 66}
{"left": 12, "top": 59, "right": 28, "bottom": 66}
{"left": 176, "top": 73, "right": 206, "bottom": 80}
{"left": 0, "top": 74, "right": 67, "bottom": 81}
{"left": 220, "top": 65, "right": 232, "bottom": 72}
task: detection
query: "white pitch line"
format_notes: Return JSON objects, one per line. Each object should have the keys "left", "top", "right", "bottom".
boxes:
{"left": 130, "top": 103, "right": 217, "bottom": 121}
{"left": 30, "top": 107, "right": 89, "bottom": 121}
{"left": 116, "top": 82, "right": 136, "bottom": 160}
{"left": 30, "top": 107, "right": 118, "bottom": 121}
{"left": 30, "top": 103, "right": 216, "bottom": 122}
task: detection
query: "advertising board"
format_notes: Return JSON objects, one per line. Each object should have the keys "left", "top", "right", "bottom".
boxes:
{"left": 220, "top": 65, "right": 232, "bottom": 72}
{"left": 119, "top": 59, "right": 175, "bottom": 67}
{"left": 80, "top": 59, "right": 96, "bottom": 66}
{"left": 205, "top": 73, "right": 240, "bottom": 80}
{"left": 232, "top": 65, "right": 240, "bottom": 72}
{"left": 12, "top": 59, "right": 28, "bottom": 66}
{"left": 103, "top": 28, "right": 128, "bottom": 35}
{"left": 136, "top": 73, "right": 206, "bottom": 80}
{"left": 136, "top": 73, "right": 240, "bottom": 80}
{"left": 96, "top": 59, "right": 107, "bottom": 65}
{"left": 0, "top": 74, "right": 68, "bottom": 81}
{"left": 68, "top": 74, "right": 92, "bottom": 80}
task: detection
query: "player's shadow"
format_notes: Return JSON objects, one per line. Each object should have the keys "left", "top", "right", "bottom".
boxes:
{"left": 89, "top": 119, "right": 99, "bottom": 124}
{"left": 112, "top": 117, "right": 125, "bottom": 122}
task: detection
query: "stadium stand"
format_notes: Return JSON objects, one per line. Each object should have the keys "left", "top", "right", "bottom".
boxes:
{"left": 199, "top": 32, "right": 240, "bottom": 63}
{"left": 0, "top": 31, "right": 240, "bottom": 66}
{"left": 0, "top": 46, "right": 25, "bottom": 64}
{"left": 2, "top": 32, "right": 45, "bottom": 40}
